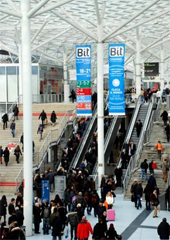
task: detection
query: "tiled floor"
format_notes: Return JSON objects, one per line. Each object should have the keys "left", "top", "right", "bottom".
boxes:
{"left": 27, "top": 193, "right": 170, "bottom": 240}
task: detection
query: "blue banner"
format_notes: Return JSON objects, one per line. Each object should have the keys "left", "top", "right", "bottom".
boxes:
{"left": 76, "top": 45, "right": 92, "bottom": 116}
{"left": 109, "top": 43, "right": 125, "bottom": 115}
{"left": 41, "top": 180, "right": 50, "bottom": 203}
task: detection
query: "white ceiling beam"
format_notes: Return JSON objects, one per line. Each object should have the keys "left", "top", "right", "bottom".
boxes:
{"left": 125, "top": 53, "right": 134, "bottom": 64}
{"left": 164, "top": 55, "right": 170, "bottom": 61}
{"left": 27, "top": 0, "right": 51, "bottom": 18}
{"left": 31, "top": 28, "right": 70, "bottom": 51}
{"left": 110, "top": 8, "right": 170, "bottom": 39}
{"left": 0, "top": 14, "right": 9, "bottom": 22}
{"left": 33, "top": 0, "right": 75, "bottom": 17}
{"left": 31, "top": 20, "right": 47, "bottom": 43}
{"left": 67, "top": 36, "right": 89, "bottom": 63}
{"left": 115, "top": 36, "right": 136, "bottom": 52}
{"left": 36, "top": 49, "right": 62, "bottom": 63}
{"left": 3, "top": 0, "right": 21, "bottom": 13}
{"left": 101, "top": 1, "right": 106, "bottom": 20}
{"left": 102, "top": 0, "right": 160, "bottom": 42}
{"left": 55, "top": 10, "right": 98, "bottom": 41}
{"left": 15, "top": 26, "right": 21, "bottom": 44}
{"left": 94, "top": 0, "right": 101, "bottom": 25}
{"left": 0, "top": 40, "right": 18, "bottom": 55}
{"left": 0, "top": 7, "right": 22, "bottom": 18}
{"left": 146, "top": 37, "right": 170, "bottom": 50}
{"left": 141, "top": 32, "right": 170, "bottom": 52}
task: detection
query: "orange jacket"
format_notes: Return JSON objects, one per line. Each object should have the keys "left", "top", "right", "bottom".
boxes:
{"left": 155, "top": 143, "right": 163, "bottom": 151}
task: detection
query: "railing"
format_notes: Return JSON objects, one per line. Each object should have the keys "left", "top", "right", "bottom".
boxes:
{"left": 68, "top": 106, "right": 98, "bottom": 171}
{"left": 122, "top": 96, "right": 154, "bottom": 195}
{"left": 144, "top": 97, "right": 162, "bottom": 143}
{"left": 19, "top": 94, "right": 64, "bottom": 104}
{"left": 15, "top": 108, "right": 76, "bottom": 193}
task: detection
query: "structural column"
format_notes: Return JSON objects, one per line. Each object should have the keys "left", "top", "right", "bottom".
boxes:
{"left": 18, "top": 44, "right": 23, "bottom": 98}
{"left": 135, "top": 27, "right": 141, "bottom": 96}
{"left": 160, "top": 44, "right": 164, "bottom": 92}
{"left": 97, "top": 23, "right": 104, "bottom": 186}
{"left": 21, "top": 0, "right": 33, "bottom": 237}
{"left": 63, "top": 45, "right": 70, "bottom": 102}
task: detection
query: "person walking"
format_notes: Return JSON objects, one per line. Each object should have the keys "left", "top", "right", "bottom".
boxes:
{"left": 165, "top": 185, "right": 170, "bottom": 211}
{"left": 155, "top": 141, "right": 164, "bottom": 159}
{"left": 135, "top": 119, "right": 143, "bottom": 137}
{"left": 14, "top": 145, "right": 22, "bottom": 164}
{"left": 13, "top": 105, "right": 19, "bottom": 120}
{"left": 10, "top": 120, "right": 16, "bottom": 138}
{"left": 144, "top": 184, "right": 151, "bottom": 210}
{"left": 0, "top": 146, "right": 3, "bottom": 164}
{"left": 50, "top": 208, "right": 63, "bottom": 240}
{"left": 165, "top": 122, "right": 170, "bottom": 142}
{"left": 38, "top": 110, "right": 47, "bottom": 127}
{"left": 157, "top": 218, "right": 170, "bottom": 240}
{"left": 160, "top": 110, "right": 168, "bottom": 126}
{"left": 161, "top": 159, "right": 169, "bottom": 183}
{"left": 69, "top": 89, "right": 76, "bottom": 103}
{"left": 50, "top": 111, "right": 57, "bottom": 126}
{"left": 150, "top": 189, "right": 159, "bottom": 218}
{"left": 106, "top": 223, "right": 122, "bottom": 240}
{"left": 92, "top": 218, "right": 106, "bottom": 240}
{"left": 140, "top": 159, "right": 148, "bottom": 182}
{"left": 67, "top": 211, "right": 78, "bottom": 240}
{"left": 136, "top": 182, "right": 143, "bottom": 209}
{"left": 77, "top": 216, "right": 93, "bottom": 240}
{"left": 2, "top": 112, "right": 8, "bottom": 130}
{"left": 0, "top": 195, "right": 7, "bottom": 222}
{"left": 37, "top": 123, "right": 43, "bottom": 141}
{"left": 3, "top": 147, "right": 10, "bottom": 166}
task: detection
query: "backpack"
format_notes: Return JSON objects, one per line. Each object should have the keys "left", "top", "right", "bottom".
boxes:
{"left": 91, "top": 195, "right": 97, "bottom": 204}
{"left": 43, "top": 207, "right": 50, "bottom": 218}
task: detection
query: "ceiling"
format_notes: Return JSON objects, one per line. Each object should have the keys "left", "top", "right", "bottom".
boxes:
{"left": 0, "top": 0, "right": 170, "bottom": 79}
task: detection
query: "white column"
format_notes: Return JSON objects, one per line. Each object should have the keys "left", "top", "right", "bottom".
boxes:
{"left": 18, "top": 44, "right": 23, "bottom": 98}
{"left": 63, "top": 46, "right": 70, "bottom": 102}
{"left": 48, "top": 147, "right": 51, "bottom": 163}
{"left": 97, "top": 23, "right": 104, "bottom": 186}
{"left": 160, "top": 44, "right": 164, "bottom": 92}
{"left": 21, "top": 0, "right": 33, "bottom": 237}
{"left": 136, "top": 27, "right": 141, "bottom": 96}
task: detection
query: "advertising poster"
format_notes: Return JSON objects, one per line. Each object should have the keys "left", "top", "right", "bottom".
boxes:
{"left": 41, "top": 180, "right": 50, "bottom": 203}
{"left": 109, "top": 43, "right": 125, "bottom": 115}
{"left": 76, "top": 45, "right": 92, "bottom": 115}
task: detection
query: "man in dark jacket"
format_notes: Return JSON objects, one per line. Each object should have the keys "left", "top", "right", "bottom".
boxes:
{"left": 140, "top": 159, "right": 148, "bottom": 181}
{"left": 93, "top": 218, "right": 106, "bottom": 239}
{"left": 33, "top": 202, "right": 41, "bottom": 234}
{"left": 135, "top": 119, "right": 143, "bottom": 137}
{"left": 97, "top": 201, "right": 106, "bottom": 219}
{"left": 148, "top": 174, "right": 157, "bottom": 194}
{"left": 8, "top": 198, "right": 16, "bottom": 215}
{"left": 160, "top": 110, "right": 168, "bottom": 126}
{"left": 2, "top": 112, "right": 8, "bottom": 130}
{"left": 157, "top": 218, "right": 170, "bottom": 239}
{"left": 38, "top": 110, "right": 47, "bottom": 127}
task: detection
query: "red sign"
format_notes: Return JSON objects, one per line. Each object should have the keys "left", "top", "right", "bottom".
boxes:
{"left": 77, "top": 103, "right": 92, "bottom": 110}
{"left": 76, "top": 88, "right": 91, "bottom": 96}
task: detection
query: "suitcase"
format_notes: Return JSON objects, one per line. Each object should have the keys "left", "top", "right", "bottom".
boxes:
{"left": 107, "top": 209, "right": 115, "bottom": 221}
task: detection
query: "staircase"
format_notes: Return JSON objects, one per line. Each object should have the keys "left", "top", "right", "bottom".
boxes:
{"left": 124, "top": 105, "right": 168, "bottom": 199}
{"left": 0, "top": 103, "right": 75, "bottom": 195}
{"left": 131, "top": 103, "right": 149, "bottom": 145}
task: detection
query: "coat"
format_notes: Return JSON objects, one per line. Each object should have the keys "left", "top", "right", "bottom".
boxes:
{"left": 106, "top": 227, "right": 119, "bottom": 240}
{"left": 2, "top": 113, "right": 8, "bottom": 123}
{"left": 93, "top": 222, "right": 106, "bottom": 239}
{"left": 50, "top": 215, "right": 62, "bottom": 237}
{"left": 0, "top": 199, "right": 7, "bottom": 216}
{"left": 5, "top": 227, "right": 25, "bottom": 240}
{"left": 67, "top": 212, "right": 78, "bottom": 227}
{"left": 157, "top": 221, "right": 170, "bottom": 239}
{"left": 39, "top": 111, "right": 47, "bottom": 121}
{"left": 50, "top": 112, "right": 57, "bottom": 123}
{"left": 33, "top": 205, "right": 41, "bottom": 223}
{"left": 162, "top": 160, "right": 169, "bottom": 173}
{"left": 77, "top": 220, "right": 93, "bottom": 240}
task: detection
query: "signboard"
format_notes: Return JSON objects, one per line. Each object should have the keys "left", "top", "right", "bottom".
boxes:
{"left": 54, "top": 176, "right": 66, "bottom": 199}
{"left": 41, "top": 180, "right": 50, "bottom": 203}
{"left": 108, "top": 43, "right": 125, "bottom": 115}
{"left": 76, "top": 45, "right": 92, "bottom": 116}
{"left": 144, "top": 62, "right": 159, "bottom": 76}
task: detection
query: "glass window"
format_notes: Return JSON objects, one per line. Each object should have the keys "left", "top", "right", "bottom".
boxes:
{"left": 0, "top": 67, "right": 5, "bottom": 75}
{"left": 7, "top": 66, "right": 16, "bottom": 75}
{"left": 7, "top": 67, "right": 17, "bottom": 102}
{"left": 32, "top": 66, "right": 38, "bottom": 75}
{"left": 0, "top": 67, "right": 6, "bottom": 101}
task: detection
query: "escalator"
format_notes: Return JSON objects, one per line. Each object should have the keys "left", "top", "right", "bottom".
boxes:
{"left": 68, "top": 107, "right": 97, "bottom": 171}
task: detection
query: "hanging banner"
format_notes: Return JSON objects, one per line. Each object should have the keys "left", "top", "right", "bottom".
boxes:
{"left": 76, "top": 45, "right": 92, "bottom": 116}
{"left": 41, "top": 180, "right": 50, "bottom": 203}
{"left": 54, "top": 176, "right": 66, "bottom": 199}
{"left": 109, "top": 43, "right": 125, "bottom": 115}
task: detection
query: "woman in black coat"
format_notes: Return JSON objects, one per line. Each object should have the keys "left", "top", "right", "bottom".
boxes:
{"left": 33, "top": 203, "right": 41, "bottom": 234}
{"left": 3, "top": 147, "right": 10, "bottom": 166}
{"left": 0, "top": 195, "right": 7, "bottom": 221}
{"left": 50, "top": 111, "right": 57, "bottom": 126}
{"left": 50, "top": 209, "right": 63, "bottom": 240}
{"left": 144, "top": 184, "right": 151, "bottom": 210}
{"left": 93, "top": 219, "right": 106, "bottom": 239}
{"left": 106, "top": 223, "right": 120, "bottom": 240}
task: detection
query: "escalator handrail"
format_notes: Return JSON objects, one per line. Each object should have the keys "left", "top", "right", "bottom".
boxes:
{"left": 104, "top": 117, "right": 117, "bottom": 153}
{"left": 124, "top": 95, "right": 142, "bottom": 143}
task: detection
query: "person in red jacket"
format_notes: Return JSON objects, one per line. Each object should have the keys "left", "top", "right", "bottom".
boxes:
{"left": 77, "top": 216, "right": 93, "bottom": 240}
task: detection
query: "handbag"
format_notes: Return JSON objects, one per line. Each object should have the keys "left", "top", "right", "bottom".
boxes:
{"left": 131, "top": 195, "right": 135, "bottom": 202}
